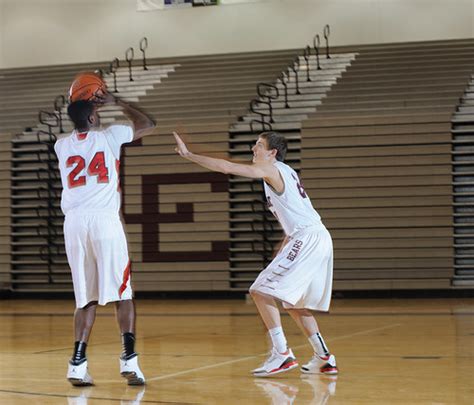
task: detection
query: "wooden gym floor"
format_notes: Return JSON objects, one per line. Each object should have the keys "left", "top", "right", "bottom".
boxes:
{"left": 0, "top": 297, "right": 472, "bottom": 404}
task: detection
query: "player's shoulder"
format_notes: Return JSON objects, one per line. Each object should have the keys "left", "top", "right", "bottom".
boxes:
{"left": 101, "top": 124, "right": 133, "bottom": 141}
{"left": 104, "top": 124, "right": 133, "bottom": 134}
{"left": 54, "top": 133, "right": 72, "bottom": 150}
{"left": 275, "top": 161, "right": 292, "bottom": 173}
{"left": 55, "top": 133, "right": 71, "bottom": 143}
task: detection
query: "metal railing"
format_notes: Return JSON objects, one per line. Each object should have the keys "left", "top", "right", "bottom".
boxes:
{"left": 125, "top": 47, "right": 135, "bottom": 81}
{"left": 313, "top": 34, "right": 322, "bottom": 70}
{"left": 303, "top": 46, "right": 312, "bottom": 82}
{"left": 257, "top": 82, "right": 279, "bottom": 123}
{"left": 324, "top": 24, "right": 331, "bottom": 59}
{"left": 106, "top": 37, "right": 150, "bottom": 91}
{"left": 140, "top": 37, "right": 149, "bottom": 71}
{"left": 250, "top": 119, "right": 272, "bottom": 133}
{"left": 53, "top": 95, "right": 66, "bottom": 133}
{"left": 109, "top": 57, "right": 120, "bottom": 93}
{"left": 288, "top": 58, "right": 301, "bottom": 95}
{"left": 250, "top": 99, "right": 270, "bottom": 125}
{"left": 278, "top": 72, "right": 290, "bottom": 108}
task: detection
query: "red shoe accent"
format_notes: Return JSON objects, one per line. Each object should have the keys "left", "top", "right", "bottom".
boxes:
{"left": 321, "top": 366, "right": 338, "bottom": 374}
{"left": 282, "top": 360, "right": 298, "bottom": 370}
{"left": 269, "top": 360, "right": 298, "bottom": 374}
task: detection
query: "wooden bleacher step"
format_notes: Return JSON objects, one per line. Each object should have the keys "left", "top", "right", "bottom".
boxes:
{"left": 451, "top": 74, "right": 474, "bottom": 287}
{"left": 230, "top": 53, "right": 357, "bottom": 133}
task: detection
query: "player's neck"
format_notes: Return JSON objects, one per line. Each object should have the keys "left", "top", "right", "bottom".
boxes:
{"left": 75, "top": 127, "right": 90, "bottom": 140}
{"left": 76, "top": 126, "right": 90, "bottom": 133}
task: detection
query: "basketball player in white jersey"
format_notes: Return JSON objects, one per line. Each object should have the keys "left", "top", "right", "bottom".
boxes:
{"left": 173, "top": 131, "right": 338, "bottom": 377}
{"left": 55, "top": 92, "right": 155, "bottom": 386}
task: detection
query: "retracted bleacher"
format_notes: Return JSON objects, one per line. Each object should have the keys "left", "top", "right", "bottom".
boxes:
{"left": 2, "top": 38, "right": 474, "bottom": 293}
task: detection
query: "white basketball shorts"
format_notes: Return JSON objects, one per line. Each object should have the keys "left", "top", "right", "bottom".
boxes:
{"left": 63, "top": 210, "right": 133, "bottom": 308}
{"left": 250, "top": 224, "right": 333, "bottom": 311}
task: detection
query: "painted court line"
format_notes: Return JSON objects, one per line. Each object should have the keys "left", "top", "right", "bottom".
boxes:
{"left": 148, "top": 323, "right": 402, "bottom": 382}
{"left": 0, "top": 388, "right": 191, "bottom": 404}
{"left": 2, "top": 323, "right": 401, "bottom": 384}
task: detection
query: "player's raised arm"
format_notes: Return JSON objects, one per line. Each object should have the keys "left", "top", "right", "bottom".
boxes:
{"left": 173, "top": 131, "right": 277, "bottom": 181}
{"left": 97, "top": 92, "right": 155, "bottom": 141}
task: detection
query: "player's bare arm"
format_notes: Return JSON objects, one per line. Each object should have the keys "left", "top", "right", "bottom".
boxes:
{"left": 97, "top": 92, "right": 155, "bottom": 140}
{"left": 173, "top": 131, "right": 283, "bottom": 190}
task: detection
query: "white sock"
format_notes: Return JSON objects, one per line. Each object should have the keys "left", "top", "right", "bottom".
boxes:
{"left": 309, "top": 332, "right": 330, "bottom": 357}
{"left": 268, "top": 327, "right": 288, "bottom": 353}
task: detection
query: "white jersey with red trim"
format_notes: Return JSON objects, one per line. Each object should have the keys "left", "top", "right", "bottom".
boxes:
{"left": 54, "top": 125, "right": 133, "bottom": 215}
{"left": 263, "top": 161, "right": 322, "bottom": 236}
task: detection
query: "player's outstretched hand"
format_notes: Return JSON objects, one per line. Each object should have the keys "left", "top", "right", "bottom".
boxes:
{"left": 173, "top": 131, "right": 190, "bottom": 158}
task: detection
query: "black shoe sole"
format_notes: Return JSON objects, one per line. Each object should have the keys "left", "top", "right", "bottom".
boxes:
{"left": 68, "top": 378, "right": 93, "bottom": 387}
{"left": 121, "top": 371, "right": 145, "bottom": 386}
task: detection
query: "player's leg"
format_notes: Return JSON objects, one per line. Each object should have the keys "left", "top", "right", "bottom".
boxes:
{"left": 285, "top": 227, "right": 337, "bottom": 374}
{"left": 115, "top": 298, "right": 137, "bottom": 359}
{"left": 286, "top": 307, "right": 319, "bottom": 338}
{"left": 91, "top": 213, "right": 145, "bottom": 385}
{"left": 250, "top": 290, "right": 287, "bottom": 352}
{"left": 68, "top": 300, "right": 98, "bottom": 385}
{"left": 64, "top": 215, "right": 96, "bottom": 386}
{"left": 286, "top": 307, "right": 330, "bottom": 355}
{"left": 249, "top": 290, "right": 298, "bottom": 377}
{"left": 115, "top": 298, "right": 144, "bottom": 385}
{"left": 72, "top": 300, "right": 98, "bottom": 359}
{"left": 248, "top": 235, "right": 310, "bottom": 377}
{"left": 286, "top": 307, "right": 338, "bottom": 375}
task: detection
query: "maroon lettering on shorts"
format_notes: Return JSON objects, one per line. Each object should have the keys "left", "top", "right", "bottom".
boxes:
{"left": 286, "top": 239, "right": 303, "bottom": 261}
{"left": 266, "top": 196, "right": 273, "bottom": 208}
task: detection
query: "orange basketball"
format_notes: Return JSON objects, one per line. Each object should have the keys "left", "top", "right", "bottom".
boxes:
{"left": 69, "top": 72, "right": 107, "bottom": 102}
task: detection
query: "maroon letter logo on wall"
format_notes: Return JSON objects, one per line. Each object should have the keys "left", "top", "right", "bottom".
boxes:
{"left": 123, "top": 173, "right": 229, "bottom": 262}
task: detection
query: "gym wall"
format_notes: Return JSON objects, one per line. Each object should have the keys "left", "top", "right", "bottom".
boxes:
{"left": 0, "top": 0, "right": 473, "bottom": 68}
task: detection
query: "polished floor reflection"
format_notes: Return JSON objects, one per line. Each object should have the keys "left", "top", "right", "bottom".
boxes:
{"left": 0, "top": 298, "right": 473, "bottom": 404}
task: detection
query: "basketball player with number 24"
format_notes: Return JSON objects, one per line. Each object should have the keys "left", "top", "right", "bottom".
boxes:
{"left": 55, "top": 78, "right": 155, "bottom": 386}
{"left": 173, "top": 130, "right": 338, "bottom": 377}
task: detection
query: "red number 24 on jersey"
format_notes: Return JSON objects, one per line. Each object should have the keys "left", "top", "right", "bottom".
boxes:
{"left": 66, "top": 152, "right": 109, "bottom": 188}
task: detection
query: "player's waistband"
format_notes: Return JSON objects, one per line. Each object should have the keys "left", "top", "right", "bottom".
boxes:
{"left": 289, "top": 222, "right": 327, "bottom": 238}
{"left": 65, "top": 208, "right": 120, "bottom": 217}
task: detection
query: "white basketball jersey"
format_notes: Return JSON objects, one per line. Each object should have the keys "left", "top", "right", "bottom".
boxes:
{"left": 54, "top": 125, "right": 133, "bottom": 215}
{"left": 263, "top": 161, "right": 322, "bottom": 236}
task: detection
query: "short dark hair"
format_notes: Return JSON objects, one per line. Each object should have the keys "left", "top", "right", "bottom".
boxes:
{"left": 67, "top": 100, "right": 95, "bottom": 129}
{"left": 259, "top": 131, "right": 288, "bottom": 162}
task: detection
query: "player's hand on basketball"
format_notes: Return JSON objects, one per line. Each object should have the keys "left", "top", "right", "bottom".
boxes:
{"left": 173, "top": 132, "right": 190, "bottom": 157}
{"left": 93, "top": 91, "right": 117, "bottom": 106}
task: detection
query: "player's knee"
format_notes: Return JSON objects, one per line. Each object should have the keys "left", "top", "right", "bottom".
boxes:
{"left": 286, "top": 307, "right": 310, "bottom": 317}
{"left": 82, "top": 300, "right": 98, "bottom": 310}
{"left": 115, "top": 298, "right": 134, "bottom": 309}
{"left": 285, "top": 307, "right": 297, "bottom": 315}
{"left": 249, "top": 289, "right": 260, "bottom": 300}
